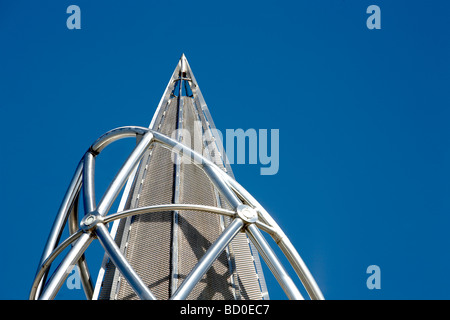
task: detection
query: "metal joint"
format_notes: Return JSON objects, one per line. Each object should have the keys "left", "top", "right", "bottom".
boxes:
{"left": 87, "top": 146, "right": 100, "bottom": 157}
{"left": 236, "top": 204, "right": 258, "bottom": 224}
{"left": 80, "top": 212, "right": 103, "bottom": 231}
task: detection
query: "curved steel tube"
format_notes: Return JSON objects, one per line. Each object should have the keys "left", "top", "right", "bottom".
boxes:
{"left": 30, "top": 230, "right": 84, "bottom": 300}
{"left": 68, "top": 189, "right": 94, "bottom": 300}
{"left": 38, "top": 233, "right": 94, "bottom": 300}
{"left": 246, "top": 224, "right": 304, "bottom": 300}
{"left": 104, "top": 204, "right": 236, "bottom": 224}
{"left": 91, "top": 126, "right": 148, "bottom": 154}
{"left": 33, "top": 158, "right": 84, "bottom": 298}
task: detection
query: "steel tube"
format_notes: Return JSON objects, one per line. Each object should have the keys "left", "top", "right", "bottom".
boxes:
{"left": 92, "top": 164, "right": 140, "bottom": 300}
{"left": 38, "top": 232, "right": 93, "bottom": 300}
{"left": 34, "top": 158, "right": 84, "bottom": 298}
{"left": 67, "top": 192, "right": 94, "bottom": 299}
{"left": 255, "top": 220, "right": 278, "bottom": 236}
{"left": 171, "top": 218, "right": 244, "bottom": 300}
{"left": 95, "top": 224, "right": 156, "bottom": 300}
{"left": 278, "top": 238, "right": 324, "bottom": 300}
{"left": 96, "top": 131, "right": 154, "bottom": 216}
{"left": 246, "top": 224, "right": 304, "bottom": 300}
{"left": 68, "top": 193, "right": 80, "bottom": 235}
{"left": 104, "top": 204, "right": 236, "bottom": 224}
{"left": 91, "top": 126, "right": 148, "bottom": 154}
{"left": 30, "top": 230, "right": 83, "bottom": 300}
{"left": 83, "top": 152, "right": 96, "bottom": 214}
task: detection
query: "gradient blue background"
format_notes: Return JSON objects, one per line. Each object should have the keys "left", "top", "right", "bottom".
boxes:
{"left": 1, "top": 1, "right": 449, "bottom": 300}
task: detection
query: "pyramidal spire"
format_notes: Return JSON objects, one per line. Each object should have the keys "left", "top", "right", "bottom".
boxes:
{"left": 31, "top": 55, "right": 324, "bottom": 302}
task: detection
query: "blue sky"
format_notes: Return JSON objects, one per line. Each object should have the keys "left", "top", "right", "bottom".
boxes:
{"left": 1, "top": 1, "right": 449, "bottom": 300}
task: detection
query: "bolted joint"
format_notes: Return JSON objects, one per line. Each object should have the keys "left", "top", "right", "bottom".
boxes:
{"left": 80, "top": 212, "right": 103, "bottom": 231}
{"left": 236, "top": 205, "right": 258, "bottom": 224}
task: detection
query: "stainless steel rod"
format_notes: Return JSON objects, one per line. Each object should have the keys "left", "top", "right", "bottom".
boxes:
{"left": 83, "top": 152, "right": 96, "bottom": 214}
{"left": 38, "top": 232, "right": 93, "bottom": 300}
{"left": 103, "top": 204, "right": 236, "bottom": 224}
{"left": 95, "top": 224, "right": 157, "bottom": 300}
{"left": 171, "top": 218, "right": 244, "bottom": 300}
{"left": 246, "top": 224, "right": 304, "bottom": 300}
{"left": 91, "top": 126, "right": 148, "bottom": 154}
{"left": 30, "top": 230, "right": 83, "bottom": 300}
{"left": 67, "top": 192, "right": 94, "bottom": 300}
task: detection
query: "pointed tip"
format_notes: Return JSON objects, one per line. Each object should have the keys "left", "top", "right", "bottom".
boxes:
{"left": 180, "top": 53, "right": 188, "bottom": 73}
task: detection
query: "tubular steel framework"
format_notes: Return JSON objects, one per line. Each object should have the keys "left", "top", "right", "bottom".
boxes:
{"left": 30, "top": 55, "right": 324, "bottom": 300}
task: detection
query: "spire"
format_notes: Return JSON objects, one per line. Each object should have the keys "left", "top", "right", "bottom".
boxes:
{"left": 31, "top": 56, "right": 324, "bottom": 301}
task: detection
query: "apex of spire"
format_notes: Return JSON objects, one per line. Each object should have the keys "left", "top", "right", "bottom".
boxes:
{"left": 180, "top": 53, "right": 188, "bottom": 74}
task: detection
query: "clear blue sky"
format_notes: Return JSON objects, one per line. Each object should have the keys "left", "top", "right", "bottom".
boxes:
{"left": 1, "top": 1, "right": 449, "bottom": 300}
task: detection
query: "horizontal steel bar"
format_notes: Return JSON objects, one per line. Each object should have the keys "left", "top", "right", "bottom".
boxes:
{"left": 104, "top": 204, "right": 236, "bottom": 224}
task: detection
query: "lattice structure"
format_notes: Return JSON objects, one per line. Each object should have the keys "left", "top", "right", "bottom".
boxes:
{"left": 30, "top": 55, "right": 324, "bottom": 300}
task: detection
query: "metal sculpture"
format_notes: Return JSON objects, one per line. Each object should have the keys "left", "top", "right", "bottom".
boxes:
{"left": 30, "top": 55, "right": 324, "bottom": 300}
